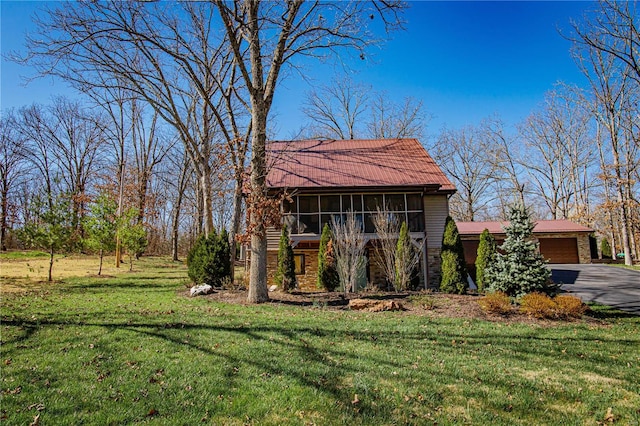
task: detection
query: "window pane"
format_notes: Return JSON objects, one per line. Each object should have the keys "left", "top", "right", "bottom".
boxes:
{"left": 320, "top": 195, "right": 341, "bottom": 212}
{"left": 352, "top": 194, "right": 362, "bottom": 211}
{"left": 386, "top": 194, "right": 405, "bottom": 211}
{"left": 341, "top": 195, "right": 351, "bottom": 212}
{"left": 320, "top": 213, "right": 347, "bottom": 231}
{"left": 298, "top": 214, "right": 320, "bottom": 234}
{"left": 298, "top": 196, "right": 318, "bottom": 213}
{"left": 363, "top": 194, "right": 383, "bottom": 211}
{"left": 407, "top": 194, "right": 422, "bottom": 211}
{"left": 282, "top": 198, "right": 296, "bottom": 214}
{"left": 408, "top": 212, "right": 425, "bottom": 232}
{"left": 364, "top": 213, "right": 375, "bottom": 233}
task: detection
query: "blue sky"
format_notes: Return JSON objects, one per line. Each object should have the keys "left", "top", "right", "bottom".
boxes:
{"left": 2, "top": 1, "right": 594, "bottom": 138}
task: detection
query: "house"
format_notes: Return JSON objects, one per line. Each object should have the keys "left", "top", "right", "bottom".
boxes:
{"left": 457, "top": 220, "right": 594, "bottom": 274}
{"left": 264, "top": 138, "right": 456, "bottom": 290}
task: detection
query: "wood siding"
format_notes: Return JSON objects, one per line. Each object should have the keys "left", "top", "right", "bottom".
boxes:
{"left": 424, "top": 195, "right": 449, "bottom": 249}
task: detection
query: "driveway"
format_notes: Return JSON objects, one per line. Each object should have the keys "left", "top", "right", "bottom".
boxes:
{"left": 550, "top": 264, "right": 640, "bottom": 315}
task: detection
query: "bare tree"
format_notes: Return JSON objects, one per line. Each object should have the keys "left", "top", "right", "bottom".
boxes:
{"left": 368, "top": 93, "right": 428, "bottom": 140}
{"left": 302, "top": 77, "right": 370, "bottom": 139}
{"left": 331, "top": 212, "right": 367, "bottom": 294}
{"left": 301, "top": 77, "right": 428, "bottom": 140}
{"left": 14, "top": 99, "right": 106, "bottom": 236}
{"left": 216, "top": 0, "right": 405, "bottom": 302}
{"left": 519, "top": 86, "right": 595, "bottom": 221}
{"left": 484, "top": 117, "right": 527, "bottom": 219}
{"left": 572, "top": 3, "right": 638, "bottom": 264}
{"left": 430, "top": 125, "right": 499, "bottom": 221}
{"left": 0, "top": 112, "right": 27, "bottom": 250}
{"left": 21, "top": 1, "right": 251, "bottom": 240}
{"left": 372, "top": 207, "right": 400, "bottom": 289}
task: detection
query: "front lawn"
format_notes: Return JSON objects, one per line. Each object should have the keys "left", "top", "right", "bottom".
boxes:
{"left": 1, "top": 256, "right": 639, "bottom": 425}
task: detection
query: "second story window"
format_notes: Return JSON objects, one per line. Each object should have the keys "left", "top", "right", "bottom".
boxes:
{"left": 284, "top": 193, "right": 425, "bottom": 235}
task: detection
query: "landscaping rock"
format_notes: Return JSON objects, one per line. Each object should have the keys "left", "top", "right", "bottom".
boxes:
{"left": 349, "top": 299, "right": 405, "bottom": 312}
{"left": 190, "top": 284, "right": 213, "bottom": 297}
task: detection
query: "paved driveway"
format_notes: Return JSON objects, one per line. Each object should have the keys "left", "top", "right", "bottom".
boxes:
{"left": 551, "top": 264, "right": 640, "bottom": 315}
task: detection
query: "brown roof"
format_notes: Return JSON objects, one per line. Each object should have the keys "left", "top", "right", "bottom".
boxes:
{"left": 456, "top": 219, "right": 594, "bottom": 235}
{"left": 266, "top": 139, "right": 455, "bottom": 191}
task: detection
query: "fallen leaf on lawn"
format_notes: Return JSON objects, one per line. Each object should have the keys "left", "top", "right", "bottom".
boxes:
{"left": 604, "top": 407, "right": 614, "bottom": 422}
{"left": 147, "top": 408, "right": 158, "bottom": 417}
{"left": 29, "top": 414, "right": 40, "bottom": 426}
{"left": 351, "top": 394, "right": 360, "bottom": 405}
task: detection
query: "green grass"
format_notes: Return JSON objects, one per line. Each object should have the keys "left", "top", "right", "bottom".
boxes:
{"left": 2, "top": 257, "right": 639, "bottom": 425}
{"left": 0, "top": 250, "right": 50, "bottom": 260}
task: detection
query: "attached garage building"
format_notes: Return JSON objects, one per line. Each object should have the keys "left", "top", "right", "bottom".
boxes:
{"left": 457, "top": 219, "right": 594, "bottom": 268}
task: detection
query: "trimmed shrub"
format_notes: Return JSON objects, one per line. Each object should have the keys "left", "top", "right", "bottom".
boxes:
{"left": 520, "top": 293, "right": 587, "bottom": 319}
{"left": 475, "top": 229, "right": 496, "bottom": 293}
{"left": 554, "top": 295, "right": 587, "bottom": 319}
{"left": 275, "top": 225, "right": 296, "bottom": 292}
{"left": 519, "top": 292, "right": 556, "bottom": 319}
{"left": 486, "top": 205, "right": 552, "bottom": 297}
{"left": 317, "top": 223, "right": 339, "bottom": 291}
{"left": 478, "top": 292, "right": 512, "bottom": 315}
{"left": 439, "top": 216, "right": 468, "bottom": 294}
{"left": 187, "top": 230, "right": 231, "bottom": 286}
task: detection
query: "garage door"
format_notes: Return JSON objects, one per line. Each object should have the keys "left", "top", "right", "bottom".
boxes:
{"left": 539, "top": 238, "right": 579, "bottom": 264}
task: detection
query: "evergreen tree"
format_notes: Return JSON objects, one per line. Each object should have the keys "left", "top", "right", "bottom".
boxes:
{"left": 118, "top": 207, "right": 148, "bottom": 272}
{"left": 317, "top": 223, "right": 339, "bottom": 291}
{"left": 475, "top": 228, "right": 496, "bottom": 293}
{"left": 439, "top": 216, "right": 468, "bottom": 294}
{"left": 601, "top": 238, "right": 612, "bottom": 259}
{"left": 84, "top": 193, "right": 118, "bottom": 275}
{"left": 394, "top": 221, "right": 421, "bottom": 291}
{"left": 19, "top": 193, "right": 74, "bottom": 282}
{"left": 187, "top": 229, "right": 231, "bottom": 286}
{"left": 275, "top": 225, "right": 296, "bottom": 292}
{"left": 486, "top": 206, "right": 552, "bottom": 297}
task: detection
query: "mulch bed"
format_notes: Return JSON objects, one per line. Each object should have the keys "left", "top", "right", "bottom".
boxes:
{"left": 187, "top": 288, "right": 604, "bottom": 326}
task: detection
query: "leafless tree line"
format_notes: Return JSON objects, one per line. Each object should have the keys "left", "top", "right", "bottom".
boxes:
{"left": 4, "top": 0, "right": 405, "bottom": 302}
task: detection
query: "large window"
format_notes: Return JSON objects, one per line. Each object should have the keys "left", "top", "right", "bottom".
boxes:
{"left": 283, "top": 193, "right": 424, "bottom": 234}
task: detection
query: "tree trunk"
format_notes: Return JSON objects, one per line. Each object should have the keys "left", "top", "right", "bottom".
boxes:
{"left": 199, "top": 169, "right": 214, "bottom": 237}
{"left": 229, "top": 180, "right": 243, "bottom": 283}
{"left": 98, "top": 249, "right": 103, "bottom": 275}
{"left": 48, "top": 246, "right": 54, "bottom": 282}
{"left": 247, "top": 105, "right": 269, "bottom": 303}
{"left": 1, "top": 185, "right": 7, "bottom": 251}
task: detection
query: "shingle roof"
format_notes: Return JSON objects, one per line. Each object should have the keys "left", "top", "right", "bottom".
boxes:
{"left": 266, "top": 139, "right": 455, "bottom": 191}
{"left": 456, "top": 219, "right": 594, "bottom": 235}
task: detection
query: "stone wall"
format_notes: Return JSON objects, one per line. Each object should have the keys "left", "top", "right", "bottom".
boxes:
{"left": 427, "top": 247, "right": 442, "bottom": 289}
{"left": 266, "top": 249, "right": 320, "bottom": 291}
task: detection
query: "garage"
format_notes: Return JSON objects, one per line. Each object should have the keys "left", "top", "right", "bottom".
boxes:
{"left": 539, "top": 237, "right": 579, "bottom": 264}
{"left": 457, "top": 219, "right": 593, "bottom": 266}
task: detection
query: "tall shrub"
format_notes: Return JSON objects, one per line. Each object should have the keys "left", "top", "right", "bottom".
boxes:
{"left": 187, "top": 230, "right": 231, "bottom": 286}
{"left": 394, "top": 221, "right": 423, "bottom": 291}
{"left": 275, "top": 225, "right": 296, "bottom": 292}
{"left": 439, "top": 216, "right": 468, "bottom": 294}
{"left": 317, "top": 223, "right": 339, "bottom": 291}
{"left": 475, "top": 228, "right": 496, "bottom": 293}
{"left": 486, "top": 206, "right": 552, "bottom": 297}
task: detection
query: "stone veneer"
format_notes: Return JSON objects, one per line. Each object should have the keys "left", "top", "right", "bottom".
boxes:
{"left": 426, "top": 247, "right": 442, "bottom": 289}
